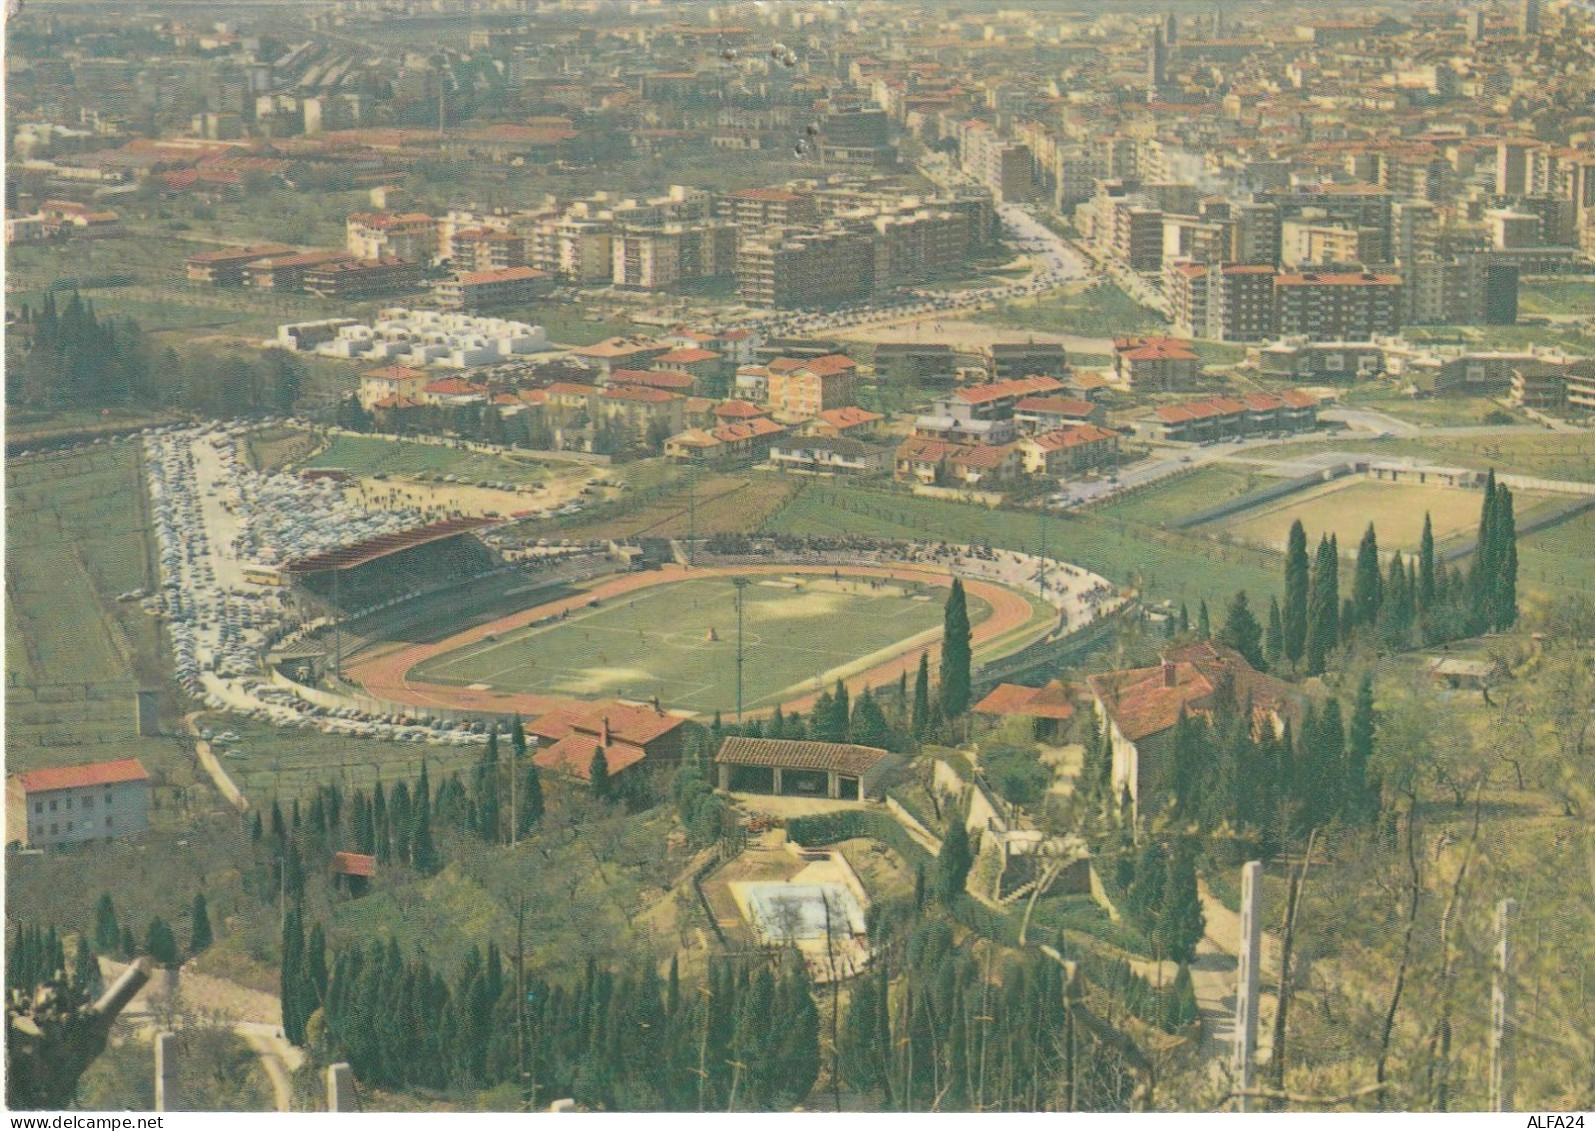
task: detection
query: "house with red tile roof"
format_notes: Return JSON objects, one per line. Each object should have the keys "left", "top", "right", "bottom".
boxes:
{"left": 807, "top": 406, "right": 884, "bottom": 438}
{"left": 1112, "top": 336, "right": 1200, "bottom": 391}
{"left": 1087, "top": 641, "right": 1298, "bottom": 818}
{"left": 358, "top": 364, "right": 430, "bottom": 411}
{"left": 7, "top": 759, "right": 149, "bottom": 849}
{"left": 1013, "top": 395, "right": 1104, "bottom": 434}
{"left": 530, "top": 701, "right": 689, "bottom": 785}
{"left": 973, "top": 680, "right": 1075, "bottom": 740}
{"left": 1016, "top": 424, "right": 1121, "bottom": 476}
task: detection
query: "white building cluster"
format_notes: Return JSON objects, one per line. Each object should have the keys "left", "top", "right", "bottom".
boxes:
{"left": 273, "top": 308, "right": 548, "bottom": 369}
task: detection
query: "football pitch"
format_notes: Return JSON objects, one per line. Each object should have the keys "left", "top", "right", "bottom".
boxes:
{"left": 407, "top": 574, "right": 988, "bottom": 715}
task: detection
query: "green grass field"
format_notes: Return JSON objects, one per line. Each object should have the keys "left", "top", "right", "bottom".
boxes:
{"left": 1096, "top": 465, "right": 1267, "bottom": 527}
{"left": 1341, "top": 388, "right": 1521, "bottom": 429}
{"left": 1205, "top": 477, "right": 1559, "bottom": 554}
{"left": 410, "top": 574, "right": 976, "bottom": 713}
{"left": 1516, "top": 278, "right": 1595, "bottom": 317}
{"left": 302, "top": 433, "right": 565, "bottom": 484}
{"left": 1516, "top": 507, "right": 1595, "bottom": 599}
{"left": 758, "top": 481, "right": 1283, "bottom": 615}
{"left": 1241, "top": 431, "right": 1595, "bottom": 483}
{"left": 973, "top": 282, "right": 1165, "bottom": 338}
{"left": 3, "top": 446, "right": 199, "bottom": 786}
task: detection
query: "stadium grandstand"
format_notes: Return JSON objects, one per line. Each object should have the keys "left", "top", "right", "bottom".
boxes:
{"left": 283, "top": 517, "right": 499, "bottom": 614}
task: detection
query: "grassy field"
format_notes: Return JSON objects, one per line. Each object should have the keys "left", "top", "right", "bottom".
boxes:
{"left": 301, "top": 433, "right": 568, "bottom": 484}
{"left": 1205, "top": 477, "right": 1559, "bottom": 554}
{"left": 1515, "top": 507, "right": 1595, "bottom": 599}
{"left": 1095, "top": 465, "right": 1266, "bottom": 527}
{"left": 526, "top": 468, "right": 799, "bottom": 542}
{"left": 2, "top": 446, "right": 201, "bottom": 789}
{"left": 756, "top": 481, "right": 1283, "bottom": 614}
{"left": 1241, "top": 430, "right": 1595, "bottom": 483}
{"left": 1342, "top": 389, "right": 1521, "bottom": 429}
{"left": 200, "top": 713, "right": 486, "bottom": 807}
{"left": 1516, "top": 277, "right": 1595, "bottom": 317}
{"left": 973, "top": 282, "right": 1165, "bottom": 338}
{"left": 411, "top": 573, "right": 970, "bottom": 713}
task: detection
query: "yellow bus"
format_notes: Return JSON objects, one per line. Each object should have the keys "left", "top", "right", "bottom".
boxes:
{"left": 242, "top": 564, "right": 284, "bottom": 586}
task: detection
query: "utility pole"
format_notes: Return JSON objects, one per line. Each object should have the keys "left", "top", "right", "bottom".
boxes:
{"left": 1490, "top": 898, "right": 1518, "bottom": 1113}
{"left": 1234, "top": 860, "right": 1263, "bottom": 1112}
{"left": 688, "top": 461, "right": 697, "bottom": 566}
{"left": 516, "top": 896, "right": 527, "bottom": 1110}
{"left": 733, "top": 578, "right": 749, "bottom": 724}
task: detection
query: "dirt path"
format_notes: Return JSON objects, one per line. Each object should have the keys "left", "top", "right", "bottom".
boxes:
{"left": 101, "top": 958, "right": 303, "bottom": 1111}
{"left": 346, "top": 562, "right": 1040, "bottom": 719}
{"left": 186, "top": 711, "right": 250, "bottom": 812}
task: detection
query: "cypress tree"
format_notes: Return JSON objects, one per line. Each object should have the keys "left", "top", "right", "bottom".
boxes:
{"left": 1352, "top": 523, "right": 1382, "bottom": 628}
{"left": 1178, "top": 601, "right": 1190, "bottom": 635}
{"left": 850, "top": 688, "right": 893, "bottom": 751}
{"left": 911, "top": 652, "right": 931, "bottom": 741}
{"left": 519, "top": 762, "right": 544, "bottom": 834}
{"left": 1265, "top": 595, "right": 1284, "bottom": 667}
{"left": 590, "top": 747, "right": 611, "bottom": 801}
{"left": 1197, "top": 599, "right": 1211, "bottom": 640}
{"left": 1469, "top": 469, "right": 1499, "bottom": 632}
{"left": 72, "top": 935, "right": 104, "bottom": 999}
{"left": 1347, "top": 673, "right": 1378, "bottom": 825}
{"left": 120, "top": 925, "right": 135, "bottom": 961}
{"left": 146, "top": 917, "right": 179, "bottom": 967}
{"left": 411, "top": 794, "right": 438, "bottom": 876}
{"left": 1492, "top": 484, "right": 1518, "bottom": 631}
{"left": 939, "top": 579, "right": 972, "bottom": 718}
{"left": 1305, "top": 534, "right": 1339, "bottom": 676}
{"left": 1310, "top": 698, "right": 1346, "bottom": 829}
{"left": 93, "top": 894, "right": 119, "bottom": 954}
{"left": 1283, "top": 519, "right": 1310, "bottom": 665}
{"left": 934, "top": 810, "right": 973, "bottom": 904}
{"left": 1156, "top": 841, "right": 1205, "bottom": 965}
{"left": 190, "top": 891, "right": 213, "bottom": 955}
{"left": 1218, "top": 590, "right": 1266, "bottom": 670}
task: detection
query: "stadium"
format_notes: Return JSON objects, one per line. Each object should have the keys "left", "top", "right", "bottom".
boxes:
{"left": 273, "top": 524, "right": 1117, "bottom": 724}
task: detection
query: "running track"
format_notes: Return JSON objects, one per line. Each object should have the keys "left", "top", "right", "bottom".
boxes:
{"left": 346, "top": 562, "right": 1041, "bottom": 720}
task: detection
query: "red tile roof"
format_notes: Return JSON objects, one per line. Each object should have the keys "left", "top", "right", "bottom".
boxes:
{"left": 14, "top": 759, "right": 148, "bottom": 794}
{"left": 1015, "top": 395, "right": 1096, "bottom": 418}
{"left": 610, "top": 369, "right": 696, "bottom": 390}
{"left": 953, "top": 375, "right": 1062, "bottom": 404}
{"left": 714, "top": 400, "right": 768, "bottom": 419}
{"left": 654, "top": 347, "right": 720, "bottom": 365}
{"left": 602, "top": 385, "right": 680, "bottom": 404}
{"left": 974, "top": 679, "right": 1075, "bottom": 720}
{"left": 456, "top": 265, "right": 548, "bottom": 287}
{"left": 715, "top": 737, "right": 890, "bottom": 776}
{"left": 534, "top": 733, "right": 647, "bottom": 780}
{"left": 331, "top": 851, "right": 376, "bottom": 878}
{"left": 814, "top": 406, "right": 883, "bottom": 430}
{"left": 1087, "top": 641, "right": 1296, "bottom": 742}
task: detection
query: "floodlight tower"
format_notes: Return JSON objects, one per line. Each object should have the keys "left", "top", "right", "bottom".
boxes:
{"left": 733, "top": 577, "right": 750, "bottom": 724}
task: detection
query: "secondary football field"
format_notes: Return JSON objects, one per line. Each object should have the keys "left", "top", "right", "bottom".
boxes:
{"left": 407, "top": 574, "right": 987, "bottom": 715}
{"left": 1203, "top": 477, "right": 1558, "bottom": 554}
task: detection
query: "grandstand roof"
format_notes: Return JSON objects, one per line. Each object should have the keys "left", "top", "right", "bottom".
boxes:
{"left": 280, "top": 517, "right": 494, "bottom": 575}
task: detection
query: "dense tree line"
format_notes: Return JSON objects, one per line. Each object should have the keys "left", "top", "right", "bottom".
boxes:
{"left": 6, "top": 290, "right": 307, "bottom": 416}
{"left": 1272, "top": 478, "right": 1517, "bottom": 674}
{"left": 293, "top": 930, "right": 822, "bottom": 1111}
{"left": 7, "top": 291, "right": 154, "bottom": 408}
{"left": 839, "top": 915, "right": 1150, "bottom": 1112}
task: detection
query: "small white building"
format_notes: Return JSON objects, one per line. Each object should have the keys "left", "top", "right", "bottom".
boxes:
{"left": 7, "top": 759, "right": 150, "bottom": 849}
